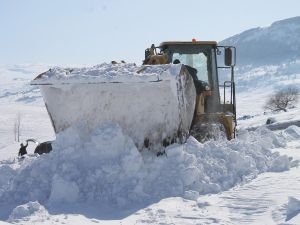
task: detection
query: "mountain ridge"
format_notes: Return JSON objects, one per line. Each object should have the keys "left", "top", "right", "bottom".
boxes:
{"left": 221, "top": 16, "right": 300, "bottom": 66}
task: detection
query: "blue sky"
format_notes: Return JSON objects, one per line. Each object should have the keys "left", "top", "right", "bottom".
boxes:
{"left": 1, "top": 0, "right": 299, "bottom": 65}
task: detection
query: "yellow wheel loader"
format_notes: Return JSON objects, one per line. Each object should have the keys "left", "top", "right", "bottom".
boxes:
{"left": 143, "top": 41, "right": 237, "bottom": 143}
{"left": 32, "top": 40, "right": 236, "bottom": 151}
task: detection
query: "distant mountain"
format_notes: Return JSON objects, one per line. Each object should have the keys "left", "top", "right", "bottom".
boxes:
{"left": 221, "top": 16, "right": 300, "bottom": 66}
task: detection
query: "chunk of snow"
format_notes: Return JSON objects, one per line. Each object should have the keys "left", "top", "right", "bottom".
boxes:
{"left": 281, "top": 125, "right": 300, "bottom": 141}
{"left": 286, "top": 197, "right": 300, "bottom": 221}
{"left": 8, "top": 201, "right": 48, "bottom": 222}
{"left": 269, "top": 155, "right": 291, "bottom": 172}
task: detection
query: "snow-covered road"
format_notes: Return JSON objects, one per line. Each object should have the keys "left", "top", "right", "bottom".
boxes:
{"left": 196, "top": 140, "right": 300, "bottom": 224}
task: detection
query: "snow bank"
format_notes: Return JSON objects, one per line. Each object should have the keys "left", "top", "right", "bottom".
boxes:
{"left": 0, "top": 124, "right": 293, "bottom": 209}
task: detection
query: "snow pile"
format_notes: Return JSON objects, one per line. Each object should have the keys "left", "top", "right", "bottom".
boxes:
{"left": 8, "top": 201, "right": 48, "bottom": 223}
{"left": 0, "top": 123, "right": 143, "bottom": 206}
{"left": 281, "top": 125, "right": 300, "bottom": 141}
{"left": 0, "top": 124, "right": 293, "bottom": 208}
{"left": 31, "top": 63, "right": 182, "bottom": 84}
{"left": 286, "top": 197, "right": 300, "bottom": 221}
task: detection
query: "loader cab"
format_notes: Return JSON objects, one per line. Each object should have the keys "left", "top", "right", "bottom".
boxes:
{"left": 159, "top": 41, "right": 237, "bottom": 139}
{"left": 159, "top": 41, "right": 221, "bottom": 113}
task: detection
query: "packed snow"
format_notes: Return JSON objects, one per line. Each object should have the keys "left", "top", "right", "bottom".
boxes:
{"left": 31, "top": 63, "right": 182, "bottom": 84}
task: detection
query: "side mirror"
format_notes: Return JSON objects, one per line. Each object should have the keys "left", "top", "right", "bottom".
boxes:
{"left": 224, "top": 48, "right": 233, "bottom": 66}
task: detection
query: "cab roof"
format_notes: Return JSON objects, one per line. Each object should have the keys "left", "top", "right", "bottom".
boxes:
{"left": 159, "top": 41, "right": 217, "bottom": 47}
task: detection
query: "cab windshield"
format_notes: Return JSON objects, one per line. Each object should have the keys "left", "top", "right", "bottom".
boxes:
{"left": 172, "top": 52, "right": 209, "bottom": 82}
{"left": 161, "top": 44, "right": 220, "bottom": 112}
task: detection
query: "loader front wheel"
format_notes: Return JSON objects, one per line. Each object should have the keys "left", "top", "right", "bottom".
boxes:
{"left": 190, "top": 122, "right": 226, "bottom": 143}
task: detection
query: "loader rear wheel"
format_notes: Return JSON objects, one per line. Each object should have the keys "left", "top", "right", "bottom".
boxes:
{"left": 190, "top": 122, "right": 226, "bottom": 143}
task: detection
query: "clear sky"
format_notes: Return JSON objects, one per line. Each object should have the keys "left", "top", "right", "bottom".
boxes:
{"left": 1, "top": 0, "right": 299, "bottom": 65}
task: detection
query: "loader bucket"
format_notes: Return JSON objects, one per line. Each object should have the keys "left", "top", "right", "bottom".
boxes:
{"left": 31, "top": 63, "right": 196, "bottom": 149}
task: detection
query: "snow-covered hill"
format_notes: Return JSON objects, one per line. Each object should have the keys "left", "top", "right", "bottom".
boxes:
{"left": 234, "top": 61, "right": 300, "bottom": 92}
{"left": 218, "top": 17, "right": 300, "bottom": 129}
{"left": 221, "top": 16, "right": 300, "bottom": 66}
{"left": 219, "top": 17, "right": 300, "bottom": 95}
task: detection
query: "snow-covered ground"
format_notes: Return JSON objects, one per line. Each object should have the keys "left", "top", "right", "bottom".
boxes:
{"left": 237, "top": 89, "right": 300, "bottom": 130}
{"left": 0, "top": 62, "right": 299, "bottom": 225}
